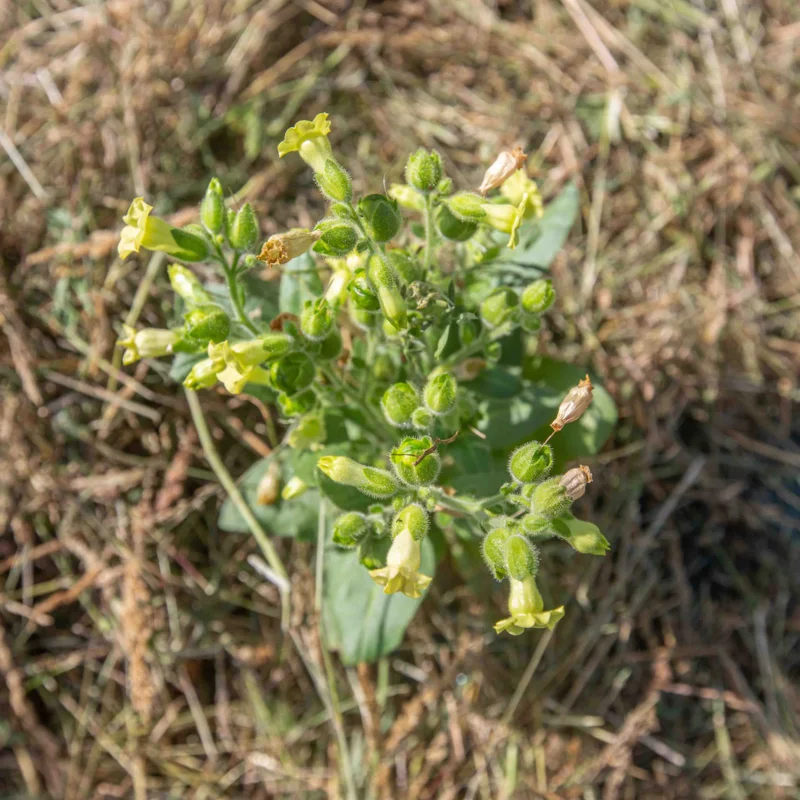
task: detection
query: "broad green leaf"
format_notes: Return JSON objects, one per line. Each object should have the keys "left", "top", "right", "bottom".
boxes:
{"left": 169, "top": 352, "right": 205, "bottom": 383}
{"left": 476, "top": 384, "right": 560, "bottom": 450}
{"left": 279, "top": 253, "right": 323, "bottom": 315}
{"left": 218, "top": 454, "right": 318, "bottom": 541}
{"left": 467, "top": 367, "right": 522, "bottom": 398}
{"left": 439, "top": 436, "right": 509, "bottom": 495}
{"left": 322, "top": 537, "right": 436, "bottom": 665}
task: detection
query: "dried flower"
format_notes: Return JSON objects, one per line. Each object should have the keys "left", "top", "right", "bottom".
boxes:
{"left": 258, "top": 229, "right": 322, "bottom": 267}
{"left": 478, "top": 147, "right": 527, "bottom": 195}
{"left": 559, "top": 465, "right": 593, "bottom": 501}
{"left": 551, "top": 375, "right": 594, "bottom": 431}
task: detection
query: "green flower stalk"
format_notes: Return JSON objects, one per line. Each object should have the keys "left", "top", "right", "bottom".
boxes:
{"left": 118, "top": 198, "right": 208, "bottom": 261}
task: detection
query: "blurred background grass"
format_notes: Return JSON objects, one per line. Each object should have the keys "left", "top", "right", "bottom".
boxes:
{"left": 1, "top": 1, "right": 799, "bottom": 797}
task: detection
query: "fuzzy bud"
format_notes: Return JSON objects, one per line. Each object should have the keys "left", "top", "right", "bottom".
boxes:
{"left": 480, "top": 287, "right": 519, "bottom": 329}
{"left": 436, "top": 205, "right": 478, "bottom": 241}
{"left": 560, "top": 466, "right": 593, "bottom": 501}
{"left": 478, "top": 147, "right": 527, "bottom": 195}
{"left": 410, "top": 407, "right": 433, "bottom": 430}
{"left": 300, "top": 298, "right": 334, "bottom": 341}
{"left": 281, "top": 476, "right": 308, "bottom": 500}
{"left": 313, "top": 221, "right": 358, "bottom": 257}
{"left": 389, "top": 184, "right": 425, "bottom": 212}
{"left": 392, "top": 503, "right": 430, "bottom": 542}
{"left": 520, "top": 514, "right": 553, "bottom": 540}
{"left": 390, "top": 436, "right": 441, "bottom": 487}
{"left": 381, "top": 382, "right": 420, "bottom": 428}
{"left": 333, "top": 512, "right": 369, "bottom": 548}
{"left": 269, "top": 352, "right": 315, "bottom": 395}
{"left": 504, "top": 534, "right": 539, "bottom": 581}
{"left": 508, "top": 441, "right": 553, "bottom": 484}
{"left": 482, "top": 526, "right": 512, "bottom": 580}
{"left": 317, "top": 456, "right": 399, "bottom": 499}
{"left": 229, "top": 203, "right": 259, "bottom": 250}
{"left": 358, "top": 194, "right": 401, "bottom": 243}
{"left": 551, "top": 376, "right": 594, "bottom": 432}
{"left": 521, "top": 280, "right": 556, "bottom": 314}
{"left": 556, "top": 517, "right": 610, "bottom": 555}
{"left": 183, "top": 305, "right": 230, "bottom": 346}
{"left": 532, "top": 477, "right": 571, "bottom": 518}
{"left": 366, "top": 254, "right": 407, "bottom": 330}
{"left": 423, "top": 372, "right": 457, "bottom": 415}
{"left": 200, "top": 177, "right": 225, "bottom": 234}
{"left": 405, "top": 148, "right": 444, "bottom": 192}
{"left": 316, "top": 159, "right": 353, "bottom": 202}
{"left": 447, "top": 192, "right": 487, "bottom": 221}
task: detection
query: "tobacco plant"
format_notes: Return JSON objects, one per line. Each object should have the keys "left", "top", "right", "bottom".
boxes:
{"left": 116, "top": 113, "right": 616, "bottom": 662}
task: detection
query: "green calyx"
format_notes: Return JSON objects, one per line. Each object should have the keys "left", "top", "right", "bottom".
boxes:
{"left": 482, "top": 527, "right": 512, "bottom": 580}
{"left": 381, "top": 382, "right": 420, "bottom": 428}
{"left": 504, "top": 534, "right": 538, "bottom": 581}
{"left": 520, "top": 280, "right": 555, "bottom": 314}
{"left": 349, "top": 269, "right": 380, "bottom": 312}
{"left": 313, "top": 221, "right": 358, "bottom": 257}
{"left": 392, "top": 503, "right": 429, "bottom": 542}
{"left": 436, "top": 205, "right": 478, "bottom": 241}
{"left": 229, "top": 203, "right": 259, "bottom": 251}
{"left": 333, "top": 512, "right": 370, "bottom": 548}
{"left": 390, "top": 436, "right": 441, "bottom": 487}
{"left": 480, "top": 287, "right": 519, "bottom": 329}
{"left": 316, "top": 159, "right": 353, "bottom": 202}
{"left": 532, "top": 478, "right": 571, "bottom": 518}
{"left": 405, "top": 148, "right": 444, "bottom": 193}
{"left": 358, "top": 194, "right": 401, "bottom": 242}
{"left": 183, "top": 304, "right": 230, "bottom": 346}
{"left": 269, "top": 352, "right": 315, "bottom": 395}
{"left": 423, "top": 372, "right": 457, "bottom": 415}
{"left": 300, "top": 297, "right": 334, "bottom": 341}
{"left": 200, "top": 177, "right": 225, "bottom": 234}
{"left": 508, "top": 441, "right": 553, "bottom": 484}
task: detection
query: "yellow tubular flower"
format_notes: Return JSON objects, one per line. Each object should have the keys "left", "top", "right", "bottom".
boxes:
{"left": 117, "top": 324, "right": 179, "bottom": 365}
{"left": 118, "top": 198, "right": 180, "bottom": 260}
{"left": 500, "top": 171, "right": 544, "bottom": 219}
{"left": 208, "top": 340, "right": 273, "bottom": 395}
{"left": 493, "top": 575, "right": 565, "bottom": 636}
{"left": 480, "top": 202, "right": 525, "bottom": 249}
{"left": 277, "top": 113, "right": 333, "bottom": 172}
{"left": 369, "top": 528, "right": 432, "bottom": 599}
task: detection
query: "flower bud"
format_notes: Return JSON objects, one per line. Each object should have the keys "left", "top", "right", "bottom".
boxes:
{"left": 317, "top": 456, "right": 399, "bottom": 499}
{"left": 258, "top": 229, "right": 322, "bottom": 268}
{"left": 316, "top": 327, "right": 342, "bottom": 361}
{"left": 500, "top": 171, "right": 544, "bottom": 218}
{"left": 286, "top": 412, "right": 326, "bottom": 450}
{"left": 447, "top": 192, "right": 487, "bottom": 221}
{"left": 348, "top": 269, "right": 381, "bottom": 312}
{"left": 168, "top": 264, "right": 213, "bottom": 307}
{"left": 184, "top": 304, "right": 230, "bottom": 346}
{"left": 366, "top": 254, "right": 407, "bottom": 330}
{"left": 405, "top": 148, "right": 444, "bottom": 193}
{"left": 410, "top": 407, "right": 433, "bottom": 430}
{"left": 256, "top": 461, "right": 281, "bottom": 505}
{"left": 390, "top": 436, "right": 441, "bottom": 487}
{"left": 423, "top": 372, "right": 457, "bottom": 415}
{"left": 504, "top": 534, "right": 539, "bottom": 580}
{"left": 551, "top": 376, "right": 594, "bottom": 432}
{"left": 482, "top": 526, "right": 512, "bottom": 580}
{"left": 494, "top": 575, "right": 564, "bottom": 635}
{"left": 269, "top": 352, "right": 315, "bottom": 395}
{"left": 200, "top": 177, "right": 225, "bottom": 234}
{"left": 385, "top": 250, "right": 420, "bottom": 285}
{"left": 117, "top": 325, "right": 179, "bottom": 365}
{"left": 313, "top": 222, "right": 358, "bottom": 258}
{"left": 300, "top": 298, "right": 334, "bottom": 341}
{"left": 480, "top": 287, "right": 519, "bottom": 329}
{"left": 184, "top": 356, "right": 224, "bottom": 390}
{"left": 436, "top": 206, "right": 478, "bottom": 241}
{"left": 556, "top": 517, "right": 610, "bottom": 555}
{"left": 508, "top": 441, "right": 553, "bottom": 484}
{"left": 520, "top": 514, "right": 553, "bottom": 540}
{"left": 277, "top": 389, "right": 315, "bottom": 417}
{"left": 521, "top": 280, "right": 555, "bottom": 314}
{"left": 281, "top": 476, "right": 309, "bottom": 500}
{"left": 532, "top": 477, "right": 570, "bottom": 518}
{"left": 333, "top": 512, "right": 369, "bottom": 548}
{"left": 389, "top": 184, "right": 425, "bottom": 212}
{"left": 392, "top": 502, "right": 429, "bottom": 542}
{"left": 316, "top": 159, "right": 352, "bottom": 202}
{"left": 560, "top": 466, "right": 593, "bottom": 501}
{"left": 381, "top": 382, "right": 420, "bottom": 428}
{"left": 278, "top": 113, "right": 333, "bottom": 173}
{"left": 229, "top": 203, "right": 259, "bottom": 251}
{"left": 358, "top": 194, "right": 401, "bottom": 243}
{"left": 478, "top": 147, "right": 527, "bottom": 195}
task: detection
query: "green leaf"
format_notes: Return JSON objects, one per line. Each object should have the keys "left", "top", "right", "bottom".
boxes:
{"left": 205, "top": 273, "right": 279, "bottom": 333}
{"left": 218, "top": 454, "right": 319, "bottom": 541}
{"left": 467, "top": 367, "right": 522, "bottom": 398}
{"left": 317, "top": 472, "right": 375, "bottom": 512}
{"left": 322, "top": 537, "right": 436, "bottom": 665}
{"left": 476, "top": 384, "right": 559, "bottom": 450}
{"left": 439, "top": 436, "right": 509, "bottom": 495}
{"left": 279, "top": 253, "right": 324, "bottom": 315}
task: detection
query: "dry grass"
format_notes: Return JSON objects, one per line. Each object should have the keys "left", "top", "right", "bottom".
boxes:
{"left": 1, "top": 0, "right": 799, "bottom": 797}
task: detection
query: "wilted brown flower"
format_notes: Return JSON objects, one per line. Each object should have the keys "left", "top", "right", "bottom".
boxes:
{"left": 560, "top": 465, "right": 593, "bottom": 500}
{"left": 478, "top": 147, "right": 527, "bottom": 195}
{"left": 551, "top": 375, "right": 594, "bottom": 431}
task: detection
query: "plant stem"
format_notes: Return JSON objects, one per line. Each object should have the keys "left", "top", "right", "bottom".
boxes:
{"left": 185, "top": 388, "right": 291, "bottom": 628}
{"left": 224, "top": 263, "right": 259, "bottom": 335}
{"left": 423, "top": 193, "right": 435, "bottom": 276}
{"left": 428, "top": 488, "right": 489, "bottom": 526}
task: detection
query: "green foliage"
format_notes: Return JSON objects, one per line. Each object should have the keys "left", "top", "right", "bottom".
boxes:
{"left": 116, "top": 115, "right": 618, "bottom": 659}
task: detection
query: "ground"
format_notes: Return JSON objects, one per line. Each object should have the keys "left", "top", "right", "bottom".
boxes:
{"left": 1, "top": 1, "right": 799, "bottom": 798}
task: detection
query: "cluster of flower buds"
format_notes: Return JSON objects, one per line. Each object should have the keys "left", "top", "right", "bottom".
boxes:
{"left": 380, "top": 370, "right": 458, "bottom": 431}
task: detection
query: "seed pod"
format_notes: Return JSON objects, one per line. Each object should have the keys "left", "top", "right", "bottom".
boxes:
{"left": 366, "top": 254, "right": 407, "bottom": 331}
{"left": 447, "top": 192, "right": 487, "bottom": 221}
{"left": 390, "top": 436, "right": 441, "bottom": 487}
{"left": 313, "top": 223, "right": 358, "bottom": 258}
{"left": 559, "top": 465, "right": 593, "bottom": 501}
{"left": 300, "top": 298, "right": 334, "bottom": 341}
{"left": 200, "top": 177, "right": 225, "bottom": 233}
{"left": 333, "top": 512, "right": 370, "bottom": 548}
{"left": 392, "top": 503, "right": 430, "bottom": 542}
{"left": 277, "top": 389, "right": 316, "bottom": 417}
{"left": 281, "top": 476, "right": 308, "bottom": 500}
{"left": 317, "top": 456, "right": 399, "bottom": 499}
{"left": 551, "top": 376, "right": 594, "bottom": 432}
{"left": 229, "top": 203, "right": 259, "bottom": 250}
{"left": 436, "top": 205, "right": 478, "bottom": 241}
{"left": 521, "top": 280, "right": 555, "bottom": 314}
{"left": 504, "top": 534, "right": 539, "bottom": 580}
{"left": 405, "top": 148, "right": 444, "bottom": 192}
{"left": 508, "top": 441, "right": 553, "bottom": 484}
{"left": 478, "top": 147, "right": 527, "bottom": 195}
{"left": 184, "top": 304, "right": 230, "bottom": 346}
{"left": 480, "top": 287, "right": 519, "bottom": 329}
{"left": 348, "top": 269, "right": 381, "bottom": 312}
{"left": 381, "top": 383, "right": 420, "bottom": 428}
{"left": 482, "top": 526, "right": 512, "bottom": 580}
{"left": 269, "top": 352, "right": 315, "bottom": 395}
{"left": 358, "top": 194, "right": 401, "bottom": 243}
{"left": 532, "top": 477, "right": 570, "bottom": 518}
{"left": 316, "top": 159, "right": 353, "bottom": 202}
{"left": 423, "top": 372, "right": 457, "bottom": 415}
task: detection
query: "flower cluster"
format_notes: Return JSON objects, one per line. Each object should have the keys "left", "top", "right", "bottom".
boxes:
{"left": 115, "top": 113, "right": 611, "bottom": 640}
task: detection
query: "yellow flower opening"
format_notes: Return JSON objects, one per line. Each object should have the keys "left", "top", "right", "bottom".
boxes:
{"left": 369, "top": 528, "right": 432, "bottom": 599}
{"left": 277, "top": 113, "right": 333, "bottom": 172}
{"left": 205, "top": 340, "right": 272, "bottom": 395}
{"left": 500, "top": 172, "right": 544, "bottom": 219}
{"left": 117, "top": 324, "right": 179, "bottom": 365}
{"left": 118, "top": 197, "right": 178, "bottom": 260}
{"left": 481, "top": 202, "right": 525, "bottom": 249}
{"left": 493, "top": 576, "right": 565, "bottom": 636}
